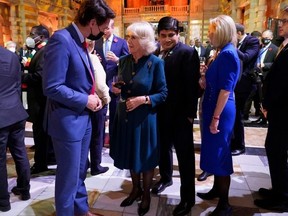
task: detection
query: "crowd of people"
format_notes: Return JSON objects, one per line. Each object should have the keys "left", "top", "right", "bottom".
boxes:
{"left": 1, "top": 0, "right": 288, "bottom": 215}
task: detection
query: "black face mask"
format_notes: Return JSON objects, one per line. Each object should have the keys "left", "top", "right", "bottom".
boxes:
{"left": 87, "top": 31, "right": 104, "bottom": 41}
{"left": 261, "top": 38, "right": 271, "bottom": 45}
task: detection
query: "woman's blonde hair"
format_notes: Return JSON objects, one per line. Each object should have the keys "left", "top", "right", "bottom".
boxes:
{"left": 209, "top": 15, "right": 237, "bottom": 48}
{"left": 126, "top": 21, "right": 157, "bottom": 55}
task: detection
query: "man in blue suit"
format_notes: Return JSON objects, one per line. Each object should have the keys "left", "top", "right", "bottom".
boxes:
{"left": 94, "top": 19, "right": 129, "bottom": 141}
{"left": 0, "top": 46, "right": 30, "bottom": 212}
{"left": 42, "top": 0, "right": 115, "bottom": 215}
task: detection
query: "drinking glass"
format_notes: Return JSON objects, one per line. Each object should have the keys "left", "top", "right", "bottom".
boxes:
{"left": 199, "top": 57, "right": 206, "bottom": 66}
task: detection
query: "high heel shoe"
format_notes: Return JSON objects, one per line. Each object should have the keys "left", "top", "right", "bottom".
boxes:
{"left": 137, "top": 198, "right": 150, "bottom": 216}
{"left": 120, "top": 190, "right": 143, "bottom": 207}
{"left": 197, "top": 190, "right": 219, "bottom": 200}
{"left": 209, "top": 205, "right": 232, "bottom": 216}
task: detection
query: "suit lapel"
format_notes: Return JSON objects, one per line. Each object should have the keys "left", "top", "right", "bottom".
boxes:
{"left": 66, "top": 25, "right": 94, "bottom": 78}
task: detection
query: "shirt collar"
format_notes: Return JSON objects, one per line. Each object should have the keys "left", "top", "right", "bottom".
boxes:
{"left": 72, "top": 22, "right": 85, "bottom": 43}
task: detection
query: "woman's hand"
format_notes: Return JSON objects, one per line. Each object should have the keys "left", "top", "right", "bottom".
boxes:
{"left": 209, "top": 118, "right": 220, "bottom": 134}
{"left": 199, "top": 76, "right": 206, "bottom": 89}
{"left": 126, "top": 96, "right": 145, "bottom": 112}
{"left": 111, "top": 82, "right": 121, "bottom": 95}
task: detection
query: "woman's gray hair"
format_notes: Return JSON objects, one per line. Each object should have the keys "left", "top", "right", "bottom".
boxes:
{"left": 127, "top": 21, "right": 157, "bottom": 55}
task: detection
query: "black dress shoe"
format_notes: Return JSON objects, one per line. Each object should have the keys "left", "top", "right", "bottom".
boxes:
{"left": 197, "top": 171, "right": 212, "bottom": 181}
{"left": 256, "top": 119, "right": 267, "bottom": 125}
{"left": 120, "top": 190, "right": 143, "bottom": 207}
{"left": 0, "top": 204, "right": 11, "bottom": 212}
{"left": 11, "top": 186, "right": 31, "bottom": 200}
{"left": 91, "top": 166, "right": 109, "bottom": 176}
{"left": 197, "top": 191, "right": 219, "bottom": 200}
{"left": 173, "top": 201, "right": 194, "bottom": 216}
{"left": 258, "top": 188, "right": 275, "bottom": 198}
{"left": 30, "top": 164, "right": 49, "bottom": 174}
{"left": 231, "top": 149, "right": 245, "bottom": 156}
{"left": 254, "top": 198, "right": 288, "bottom": 212}
{"left": 151, "top": 180, "right": 172, "bottom": 194}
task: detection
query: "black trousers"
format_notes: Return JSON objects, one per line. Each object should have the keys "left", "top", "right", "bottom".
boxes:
{"left": 158, "top": 114, "right": 195, "bottom": 202}
{"left": 89, "top": 105, "right": 107, "bottom": 172}
{"left": 265, "top": 112, "right": 288, "bottom": 198}
{"left": 0, "top": 120, "right": 30, "bottom": 207}
{"left": 231, "top": 91, "right": 250, "bottom": 151}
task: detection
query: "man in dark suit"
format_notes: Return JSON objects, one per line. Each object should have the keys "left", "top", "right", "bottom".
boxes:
{"left": 42, "top": 0, "right": 115, "bottom": 215}
{"left": 230, "top": 23, "right": 260, "bottom": 156}
{"left": 22, "top": 25, "right": 55, "bottom": 174}
{"left": 194, "top": 37, "right": 206, "bottom": 57}
{"left": 249, "top": 29, "right": 278, "bottom": 125}
{"left": 0, "top": 46, "right": 30, "bottom": 212}
{"left": 94, "top": 19, "right": 129, "bottom": 142}
{"left": 151, "top": 16, "right": 200, "bottom": 216}
{"left": 254, "top": 6, "right": 288, "bottom": 212}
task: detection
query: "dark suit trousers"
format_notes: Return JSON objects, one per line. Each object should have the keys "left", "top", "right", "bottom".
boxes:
{"left": 231, "top": 91, "right": 250, "bottom": 151}
{"left": 0, "top": 120, "right": 30, "bottom": 207}
{"left": 90, "top": 105, "right": 107, "bottom": 172}
{"left": 158, "top": 115, "right": 195, "bottom": 202}
{"left": 265, "top": 112, "right": 288, "bottom": 199}
{"left": 108, "top": 95, "right": 118, "bottom": 139}
{"left": 33, "top": 109, "right": 54, "bottom": 168}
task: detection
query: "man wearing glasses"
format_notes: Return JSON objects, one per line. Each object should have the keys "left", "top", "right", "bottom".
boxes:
{"left": 254, "top": 6, "right": 288, "bottom": 212}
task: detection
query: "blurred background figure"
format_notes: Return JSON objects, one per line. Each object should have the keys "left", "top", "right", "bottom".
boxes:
{"left": 94, "top": 19, "right": 129, "bottom": 145}
{"left": 0, "top": 45, "right": 30, "bottom": 212}
{"left": 194, "top": 37, "right": 206, "bottom": 57}
{"left": 5, "top": 40, "right": 17, "bottom": 53}
{"left": 87, "top": 39, "right": 111, "bottom": 176}
{"left": 246, "top": 29, "right": 278, "bottom": 126}
{"left": 22, "top": 25, "right": 55, "bottom": 175}
{"left": 188, "top": 38, "right": 195, "bottom": 47}
{"left": 231, "top": 23, "right": 260, "bottom": 156}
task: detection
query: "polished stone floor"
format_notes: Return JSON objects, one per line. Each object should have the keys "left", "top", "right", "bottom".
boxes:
{"left": 4, "top": 119, "right": 288, "bottom": 216}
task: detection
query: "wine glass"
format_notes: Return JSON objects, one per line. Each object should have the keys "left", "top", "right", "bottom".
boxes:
{"left": 199, "top": 57, "right": 206, "bottom": 66}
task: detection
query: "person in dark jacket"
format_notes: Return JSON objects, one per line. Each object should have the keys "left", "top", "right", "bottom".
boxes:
{"left": 0, "top": 46, "right": 30, "bottom": 212}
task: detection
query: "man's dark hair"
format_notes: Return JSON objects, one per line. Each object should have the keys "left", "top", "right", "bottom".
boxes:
{"left": 235, "top": 23, "right": 245, "bottom": 35}
{"left": 32, "top": 25, "right": 50, "bottom": 38}
{"left": 250, "top": 30, "right": 261, "bottom": 38}
{"left": 75, "top": 0, "right": 116, "bottom": 26}
{"left": 157, "top": 16, "right": 179, "bottom": 34}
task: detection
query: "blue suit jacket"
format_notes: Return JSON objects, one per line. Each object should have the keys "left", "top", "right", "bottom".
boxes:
{"left": 43, "top": 24, "right": 93, "bottom": 141}
{"left": 0, "top": 47, "right": 28, "bottom": 128}
{"left": 94, "top": 35, "right": 129, "bottom": 88}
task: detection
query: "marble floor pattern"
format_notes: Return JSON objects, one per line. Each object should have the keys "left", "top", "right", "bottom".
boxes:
{"left": 4, "top": 121, "right": 288, "bottom": 216}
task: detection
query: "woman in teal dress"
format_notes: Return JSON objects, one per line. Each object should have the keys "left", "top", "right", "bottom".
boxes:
{"left": 197, "top": 15, "right": 240, "bottom": 216}
{"left": 110, "top": 21, "right": 167, "bottom": 216}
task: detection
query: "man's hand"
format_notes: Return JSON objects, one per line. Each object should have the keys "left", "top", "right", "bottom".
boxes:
{"left": 86, "top": 94, "right": 102, "bottom": 112}
{"left": 106, "top": 51, "right": 119, "bottom": 63}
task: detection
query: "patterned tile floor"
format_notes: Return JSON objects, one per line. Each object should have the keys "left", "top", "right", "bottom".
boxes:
{"left": 4, "top": 119, "right": 288, "bottom": 216}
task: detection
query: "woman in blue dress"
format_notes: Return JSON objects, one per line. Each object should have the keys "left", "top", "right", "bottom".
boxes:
{"left": 197, "top": 15, "right": 240, "bottom": 216}
{"left": 109, "top": 21, "right": 167, "bottom": 216}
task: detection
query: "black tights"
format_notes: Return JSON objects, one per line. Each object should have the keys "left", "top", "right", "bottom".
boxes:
{"left": 211, "top": 175, "right": 231, "bottom": 209}
{"left": 130, "top": 169, "right": 154, "bottom": 207}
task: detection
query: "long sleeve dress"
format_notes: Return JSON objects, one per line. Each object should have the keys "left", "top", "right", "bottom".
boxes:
{"left": 110, "top": 54, "right": 167, "bottom": 173}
